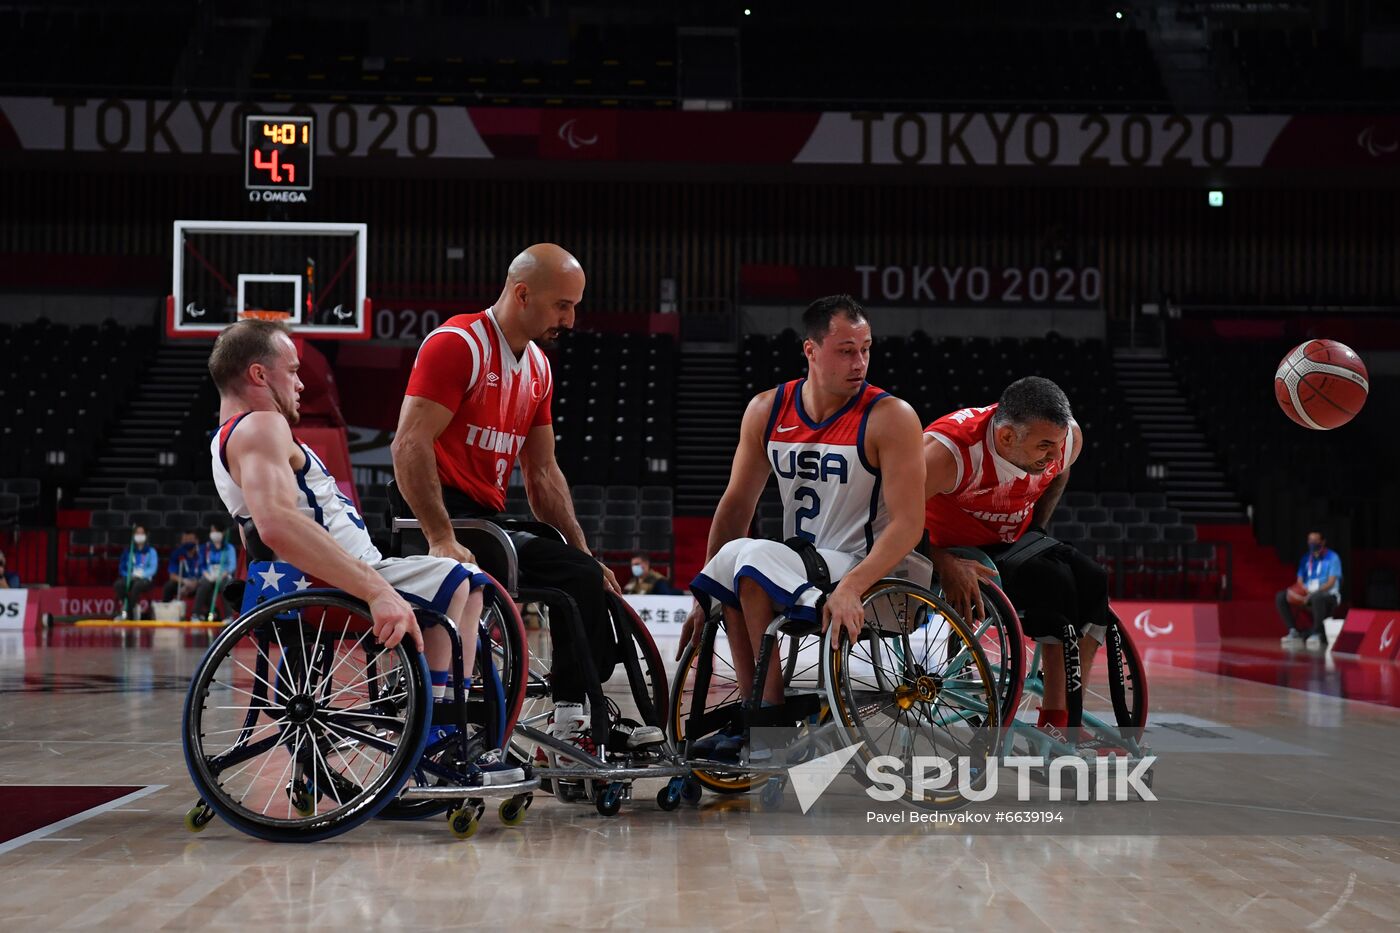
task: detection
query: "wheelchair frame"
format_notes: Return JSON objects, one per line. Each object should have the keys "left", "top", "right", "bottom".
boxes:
{"left": 948, "top": 546, "right": 1154, "bottom": 770}
{"left": 181, "top": 569, "right": 538, "bottom": 842}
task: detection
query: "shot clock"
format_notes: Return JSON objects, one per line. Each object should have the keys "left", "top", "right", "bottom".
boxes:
{"left": 245, "top": 115, "right": 314, "bottom": 193}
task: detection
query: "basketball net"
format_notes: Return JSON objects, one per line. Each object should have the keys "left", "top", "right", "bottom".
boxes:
{"left": 238, "top": 310, "right": 292, "bottom": 322}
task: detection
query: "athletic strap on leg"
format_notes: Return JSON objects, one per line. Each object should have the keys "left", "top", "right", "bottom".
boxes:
{"left": 782, "top": 536, "right": 832, "bottom": 590}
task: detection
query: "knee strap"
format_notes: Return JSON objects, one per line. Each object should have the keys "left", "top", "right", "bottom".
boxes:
{"left": 783, "top": 536, "right": 832, "bottom": 592}
{"left": 991, "top": 530, "right": 1060, "bottom": 582}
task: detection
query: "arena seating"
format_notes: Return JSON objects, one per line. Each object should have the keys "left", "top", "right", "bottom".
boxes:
{"left": 550, "top": 330, "right": 676, "bottom": 488}
{"left": 4, "top": 5, "right": 1393, "bottom": 112}
{"left": 0, "top": 320, "right": 151, "bottom": 495}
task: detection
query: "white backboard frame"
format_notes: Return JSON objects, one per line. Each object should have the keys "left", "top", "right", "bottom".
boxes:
{"left": 169, "top": 220, "right": 369, "bottom": 338}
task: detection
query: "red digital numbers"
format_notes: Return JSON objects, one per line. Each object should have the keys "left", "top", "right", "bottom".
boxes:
{"left": 252, "top": 148, "right": 295, "bottom": 183}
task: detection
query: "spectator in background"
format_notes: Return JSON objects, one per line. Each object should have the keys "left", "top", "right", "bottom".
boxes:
{"left": 0, "top": 549, "right": 18, "bottom": 588}
{"left": 1278, "top": 530, "right": 1343, "bottom": 651}
{"left": 114, "top": 525, "right": 158, "bottom": 621}
{"left": 624, "top": 555, "right": 676, "bottom": 595}
{"left": 193, "top": 522, "right": 237, "bottom": 621}
{"left": 163, "top": 530, "right": 202, "bottom": 603}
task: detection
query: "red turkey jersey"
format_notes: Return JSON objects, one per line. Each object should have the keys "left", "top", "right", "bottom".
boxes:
{"left": 923, "top": 404, "right": 1076, "bottom": 548}
{"left": 405, "top": 308, "right": 553, "bottom": 513}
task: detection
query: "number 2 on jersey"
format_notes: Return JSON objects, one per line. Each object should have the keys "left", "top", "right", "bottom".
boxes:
{"left": 495, "top": 458, "right": 508, "bottom": 489}
{"left": 793, "top": 485, "right": 821, "bottom": 541}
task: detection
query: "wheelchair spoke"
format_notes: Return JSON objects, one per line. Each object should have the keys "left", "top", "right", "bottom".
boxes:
{"left": 315, "top": 720, "right": 372, "bottom": 794}
{"left": 231, "top": 655, "right": 287, "bottom": 705}
{"left": 200, "top": 716, "right": 289, "bottom": 740}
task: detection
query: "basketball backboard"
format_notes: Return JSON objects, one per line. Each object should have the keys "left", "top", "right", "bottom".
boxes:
{"left": 168, "top": 220, "right": 369, "bottom": 339}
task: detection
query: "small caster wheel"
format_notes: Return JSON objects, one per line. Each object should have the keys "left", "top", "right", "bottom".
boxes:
{"left": 680, "top": 776, "right": 703, "bottom": 806}
{"left": 656, "top": 778, "right": 683, "bottom": 812}
{"left": 448, "top": 807, "right": 480, "bottom": 839}
{"left": 596, "top": 782, "right": 624, "bottom": 817}
{"left": 759, "top": 779, "right": 784, "bottom": 811}
{"left": 499, "top": 797, "right": 528, "bottom": 826}
{"left": 183, "top": 804, "right": 214, "bottom": 833}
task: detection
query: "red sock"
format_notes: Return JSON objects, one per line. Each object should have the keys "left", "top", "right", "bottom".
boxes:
{"left": 1037, "top": 707, "right": 1068, "bottom": 729}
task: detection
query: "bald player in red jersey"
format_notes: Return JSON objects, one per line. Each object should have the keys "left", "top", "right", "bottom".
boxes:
{"left": 391, "top": 244, "right": 660, "bottom": 752}
{"left": 922, "top": 376, "right": 1113, "bottom": 744}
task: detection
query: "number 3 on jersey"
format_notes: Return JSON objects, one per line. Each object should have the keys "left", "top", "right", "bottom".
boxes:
{"left": 793, "top": 486, "right": 821, "bottom": 541}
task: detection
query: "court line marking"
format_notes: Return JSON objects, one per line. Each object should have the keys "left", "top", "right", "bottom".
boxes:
{"left": 1308, "top": 872, "right": 1357, "bottom": 929}
{"left": 1163, "top": 795, "right": 1400, "bottom": 827}
{"left": 0, "top": 740, "right": 180, "bottom": 747}
{"left": 0, "top": 784, "right": 165, "bottom": 857}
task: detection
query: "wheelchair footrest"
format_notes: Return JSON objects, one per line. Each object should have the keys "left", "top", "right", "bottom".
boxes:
{"left": 742, "top": 694, "right": 823, "bottom": 728}
{"left": 398, "top": 776, "right": 541, "bottom": 799}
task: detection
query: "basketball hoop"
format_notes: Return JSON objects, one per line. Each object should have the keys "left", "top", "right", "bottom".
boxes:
{"left": 238, "top": 310, "right": 292, "bottom": 322}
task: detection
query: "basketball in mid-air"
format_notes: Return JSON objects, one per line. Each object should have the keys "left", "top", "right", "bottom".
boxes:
{"left": 1274, "top": 339, "right": 1369, "bottom": 430}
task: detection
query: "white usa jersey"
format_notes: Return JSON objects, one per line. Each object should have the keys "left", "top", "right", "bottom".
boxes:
{"left": 211, "top": 411, "right": 381, "bottom": 562}
{"left": 764, "top": 379, "right": 891, "bottom": 556}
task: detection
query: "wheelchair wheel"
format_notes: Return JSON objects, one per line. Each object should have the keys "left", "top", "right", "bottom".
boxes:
{"left": 824, "top": 581, "right": 1001, "bottom": 811}
{"left": 668, "top": 617, "right": 761, "bottom": 795}
{"left": 380, "top": 577, "right": 528, "bottom": 821}
{"left": 182, "top": 593, "right": 432, "bottom": 842}
{"left": 969, "top": 580, "right": 1026, "bottom": 728}
{"left": 607, "top": 593, "right": 669, "bottom": 729}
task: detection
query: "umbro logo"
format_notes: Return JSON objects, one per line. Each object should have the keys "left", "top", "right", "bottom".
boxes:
{"left": 775, "top": 424, "right": 799, "bottom": 433}
{"left": 486, "top": 372, "right": 500, "bottom": 385}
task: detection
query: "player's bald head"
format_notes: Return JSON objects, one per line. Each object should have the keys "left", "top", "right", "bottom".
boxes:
{"left": 507, "top": 243, "right": 584, "bottom": 288}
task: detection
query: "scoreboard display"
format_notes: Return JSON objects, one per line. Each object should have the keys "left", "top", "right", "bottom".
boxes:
{"left": 245, "top": 115, "right": 314, "bottom": 192}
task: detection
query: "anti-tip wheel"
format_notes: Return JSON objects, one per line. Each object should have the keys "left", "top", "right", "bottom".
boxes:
{"left": 680, "top": 776, "right": 703, "bottom": 806}
{"left": 595, "top": 783, "right": 624, "bottom": 817}
{"left": 759, "top": 779, "right": 784, "bottom": 811}
{"left": 448, "top": 807, "right": 480, "bottom": 839}
{"left": 183, "top": 805, "right": 214, "bottom": 833}
{"left": 498, "top": 798, "right": 528, "bottom": 827}
{"left": 656, "top": 783, "right": 682, "bottom": 812}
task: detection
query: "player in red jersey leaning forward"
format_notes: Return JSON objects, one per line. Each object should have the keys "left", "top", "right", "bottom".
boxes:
{"left": 922, "top": 376, "right": 1118, "bottom": 750}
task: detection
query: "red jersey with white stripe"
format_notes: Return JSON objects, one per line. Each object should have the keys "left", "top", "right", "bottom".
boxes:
{"left": 923, "top": 404, "right": 1075, "bottom": 547}
{"left": 765, "top": 379, "right": 891, "bottom": 556}
{"left": 405, "top": 309, "right": 554, "bottom": 513}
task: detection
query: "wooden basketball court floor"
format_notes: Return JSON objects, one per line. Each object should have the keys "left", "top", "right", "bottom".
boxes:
{"left": 3, "top": 626, "right": 1400, "bottom": 931}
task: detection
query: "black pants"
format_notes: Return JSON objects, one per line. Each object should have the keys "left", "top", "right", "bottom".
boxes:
{"left": 987, "top": 539, "right": 1109, "bottom": 642}
{"left": 194, "top": 576, "right": 230, "bottom": 619}
{"left": 114, "top": 576, "right": 152, "bottom": 615}
{"left": 389, "top": 484, "right": 616, "bottom": 704}
{"left": 1276, "top": 589, "right": 1338, "bottom": 640}
{"left": 163, "top": 578, "right": 196, "bottom": 601}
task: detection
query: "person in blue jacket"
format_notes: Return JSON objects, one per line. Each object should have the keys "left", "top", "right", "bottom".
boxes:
{"left": 162, "top": 529, "right": 203, "bottom": 603}
{"left": 193, "top": 521, "right": 238, "bottom": 621}
{"left": 114, "top": 525, "right": 158, "bottom": 621}
{"left": 1278, "top": 530, "right": 1343, "bottom": 651}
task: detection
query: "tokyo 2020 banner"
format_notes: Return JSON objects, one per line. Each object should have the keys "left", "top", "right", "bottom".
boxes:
{"left": 1, "top": 97, "right": 1397, "bottom": 171}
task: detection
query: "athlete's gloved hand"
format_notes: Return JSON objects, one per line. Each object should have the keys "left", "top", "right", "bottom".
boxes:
{"left": 933, "top": 553, "right": 997, "bottom": 623}
{"left": 822, "top": 581, "right": 866, "bottom": 645}
{"left": 368, "top": 587, "right": 424, "bottom": 653}
{"left": 429, "top": 538, "right": 477, "bottom": 567}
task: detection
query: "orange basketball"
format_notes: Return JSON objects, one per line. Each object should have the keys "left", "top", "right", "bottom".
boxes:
{"left": 1274, "top": 339, "right": 1369, "bottom": 430}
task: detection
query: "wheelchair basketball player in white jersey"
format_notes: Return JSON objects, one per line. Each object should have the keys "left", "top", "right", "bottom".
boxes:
{"left": 682, "top": 295, "right": 926, "bottom": 759}
{"left": 207, "top": 318, "right": 523, "bottom": 785}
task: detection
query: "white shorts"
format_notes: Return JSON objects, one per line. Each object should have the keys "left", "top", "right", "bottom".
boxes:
{"left": 691, "top": 538, "right": 859, "bottom": 625}
{"left": 243, "top": 556, "right": 482, "bottom": 617}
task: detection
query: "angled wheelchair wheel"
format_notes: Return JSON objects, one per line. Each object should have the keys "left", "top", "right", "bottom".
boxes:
{"left": 824, "top": 580, "right": 1001, "bottom": 811}
{"left": 607, "top": 593, "right": 669, "bottom": 729}
{"left": 381, "top": 577, "right": 529, "bottom": 821}
{"left": 970, "top": 580, "right": 1026, "bottom": 728}
{"left": 182, "top": 593, "right": 432, "bottom": 842}
{"left": 668, "top": 617, "right": 761, "bottom": 795}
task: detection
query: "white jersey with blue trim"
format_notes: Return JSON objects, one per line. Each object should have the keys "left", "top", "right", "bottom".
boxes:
{"left": 211, "top": 411, "right": 381, "bottom": 563}
{"left": 764, "top": 379, "right": 890, "bottom": 557}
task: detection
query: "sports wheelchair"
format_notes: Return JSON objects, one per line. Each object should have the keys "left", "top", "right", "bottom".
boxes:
{"left": 180, "top": 556, "right": 538, "bottom": 843}
{"left": 668, "top": 542, "right": 1006, "bottom": 811}
{"left": 940, "top": 534, "right": 1152, "bottom": 781}
{"left": 391, "top": 516, "right": 687, "bottom": 817}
